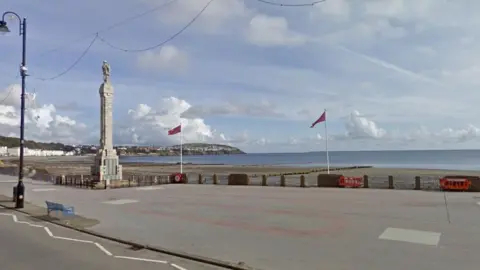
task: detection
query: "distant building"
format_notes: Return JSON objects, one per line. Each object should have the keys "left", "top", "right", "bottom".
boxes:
{"left": 0, "top": 146, "right": 75, "bottom": 157}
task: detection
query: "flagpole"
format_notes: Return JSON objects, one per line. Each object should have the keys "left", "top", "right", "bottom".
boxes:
{"left": 324, "top": 109, "right": 330, "bottom": 174}
{"left": 180, "top": 124, "right": 183, "bottom": 174}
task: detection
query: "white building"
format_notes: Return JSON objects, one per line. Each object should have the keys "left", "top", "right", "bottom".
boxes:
{"left": 1, "top": 147, "right": 75, "bottom": 157}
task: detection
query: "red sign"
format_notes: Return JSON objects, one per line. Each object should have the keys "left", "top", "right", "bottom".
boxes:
{"left": 338, "top": 176, "right": 362, "bottom": 188}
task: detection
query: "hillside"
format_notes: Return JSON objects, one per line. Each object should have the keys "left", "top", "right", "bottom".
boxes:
{"left": 0, "top": 135, "right": 246, "bottom": 156}
{"left": 0, "top": 135, "right": 74, "bottom": 151}
{"left": 117, "top": 143, "right": 246, "bottom": 156}
{"left": 168, "top": 143, "right": 246, "bottom": 154}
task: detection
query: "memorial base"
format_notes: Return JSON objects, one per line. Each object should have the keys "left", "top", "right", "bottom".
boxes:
{"left": 90, "top": 148, "right": 122, "bottom": 188}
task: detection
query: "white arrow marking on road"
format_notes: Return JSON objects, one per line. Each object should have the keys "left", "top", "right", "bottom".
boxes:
{"left": 0, "top": 212, "right": 188, "bottom": 269}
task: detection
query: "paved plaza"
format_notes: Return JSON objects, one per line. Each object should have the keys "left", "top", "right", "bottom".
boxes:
{"left": 1, "top": 175, "right": 480, "bottom": 270}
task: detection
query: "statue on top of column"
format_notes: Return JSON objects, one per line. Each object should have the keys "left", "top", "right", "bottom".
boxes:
{"left": 102, "top": 60, "right": 111, "bottom": 83}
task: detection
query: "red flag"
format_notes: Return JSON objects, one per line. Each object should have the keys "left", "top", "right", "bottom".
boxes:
{"left": 168, "top": 125, "right": 181, "bottom": 135}
{"left": 310, "top": 111, "right": 326, "bottom": 128}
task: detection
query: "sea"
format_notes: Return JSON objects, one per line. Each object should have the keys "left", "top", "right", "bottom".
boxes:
{"left": 119, "top": 150, "right": 480, "bottom": 171}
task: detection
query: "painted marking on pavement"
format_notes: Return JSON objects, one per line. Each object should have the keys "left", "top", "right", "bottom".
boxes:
{"left": 114, "top": 256, "right": 167, "bottom": 264}
{"left": 102, "top": 199, "right": 139, "bottom": 205}
{"left": 136, "top": 186, "right": 165, "bottom": 191}
{"left": 17, "top": 220, "right": 44, "bottom": 227}
{"left": 32, "top": 188, "right": 57, "bottom": 192}
{"left": 0, "top": 212, "right": 188, "bottom": 269}
{"left": 95, "top": 242, "right": 113, "bottom": 256}
{"left": 53, "top": 236, "right": 94, "bottom": 243}
{"left": 379, "top": 227, "right": 441, "bottom": 246}
{"left": 170, "top": 263, "right": 188, "bottom": 270}
{"left": 44, "top": 227, "right": 54, "bottom": 237}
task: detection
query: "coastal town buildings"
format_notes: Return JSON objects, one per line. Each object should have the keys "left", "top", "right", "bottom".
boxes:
{"left": 0, "top": 144, "right": 241, "bottom": 157}
{"left": 0, "top": 146, "right": 75, "bottom": 157}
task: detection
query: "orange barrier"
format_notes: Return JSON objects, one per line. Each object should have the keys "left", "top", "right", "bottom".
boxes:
{"left": 439, "top": 178, "right": 471, "bottom": 191}
{"left": 338, "top": 176, "right": 363, "bottom": 188}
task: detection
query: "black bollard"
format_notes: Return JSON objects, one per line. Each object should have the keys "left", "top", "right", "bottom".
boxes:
{"left": 15, "top": 181, "right": 25, "bottom": 208}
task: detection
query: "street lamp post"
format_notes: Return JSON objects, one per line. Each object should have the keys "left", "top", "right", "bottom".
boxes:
{"left": 0, "top": 11, "right": 27, "bottom": 209}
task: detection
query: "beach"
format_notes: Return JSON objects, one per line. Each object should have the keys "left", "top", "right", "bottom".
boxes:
{"left": 2, "top": 155, "right": 480, "bottom": 180}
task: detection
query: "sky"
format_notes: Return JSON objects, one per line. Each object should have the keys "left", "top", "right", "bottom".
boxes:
{"left": 1, "top": 0, "right": 480, "bottom": 153}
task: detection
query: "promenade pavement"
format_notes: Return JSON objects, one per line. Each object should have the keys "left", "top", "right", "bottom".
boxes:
{"left": 0, "top": 207, "right": 221, "bottom": 270}
{"left": 1, "top": 174, "right": 480, "bottom": 270}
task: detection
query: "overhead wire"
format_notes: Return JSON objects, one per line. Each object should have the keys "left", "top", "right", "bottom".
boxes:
{"left": 0, "top": 74, "right": 20, "bottom": 106}
{"left": 36, "top": 0, "right": 179, "bottom": 57}
{"left": 254, "top": 0, "right": 327, "bottom": 6}
{"left": 28, "top": 0, "right": 326, "bottom": 80}
{"left": 0, "top": 86, "right": 14, "bottom": 105}
{"left": 34, "top": 34, "right": 98, "bottom": 81}
{"left": 30, "top": 0, "right": 192, "bottom": 80}
{"left": 96, "top": 0, "right": 215, "bottom": 52}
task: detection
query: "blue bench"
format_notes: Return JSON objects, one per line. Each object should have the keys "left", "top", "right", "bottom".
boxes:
{"left": 45, "top": 201, "right": 75, "bottom": 216}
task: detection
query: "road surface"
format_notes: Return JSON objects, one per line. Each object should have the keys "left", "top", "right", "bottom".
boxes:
{"left": 0, "top": 207, "right": 221, "bottom": 270}
{"left": 1, "top": 175, "right": 480, "bottom": 270}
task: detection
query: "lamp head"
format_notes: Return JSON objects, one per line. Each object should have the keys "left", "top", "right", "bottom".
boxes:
{"left": 0, "top": 21, "right": 10, "bottom": 34}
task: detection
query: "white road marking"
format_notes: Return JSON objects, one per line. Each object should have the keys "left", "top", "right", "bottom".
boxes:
{"left": 114, "top": 256, "right": 167, "bottom": 264}
{"left": 170, "top": 263, "right": 188, "bottom": 270}
{"left": 136, "top": 186, "right": 165, "bottom": 191}
{"left": 95, "top": 242, "right": 113, "bottom": 256}
{"left": 44, "top": 227, "right": 54, "bottom": 237}
{"left": 0, "top": 211, "right": 188, "bottom": 269}
{"left": 32, "top": 188, "right": 57, "bottom": 192}
{"left": 53, "top": 236, "right": 94, "bottom": 243}
{"left": 17, "top": 221, "right": 43, "bottom": 228}
{"left": 379, "top": 227, "right": 441, "bottom": 246}
{"left": 102, "top": 199, "right": 139, "bottom": 205}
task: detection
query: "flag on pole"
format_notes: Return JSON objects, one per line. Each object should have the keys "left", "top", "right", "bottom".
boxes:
{"left": 168, "top": 124, "right": 183, "bottom": 174}
{"left": 309, "top": 110, "right": 330, "bottom": 174}
{"left": 168, "top": 125, "right": 181, "bottom": 135}
{"left": 310, "top": 111, "right": 326, "bottom": 128}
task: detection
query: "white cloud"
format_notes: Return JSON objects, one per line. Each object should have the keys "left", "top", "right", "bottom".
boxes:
{"left": 0, "top": 84, "right": 89, "bottom": 145}
{"left": 315, "top": 0, "right": 350, "bottom": 19}
{"left": 246, "top": 14, "right": 307, "bottom": 47}
{"left": 0, "top": 84, "right": 21, "bottom": 107}
{"left": 364, "top": 0, "right": 406, "bottom": 18}
{"left": 181, "top": 99, "right": 285, "bottom": 119}
{"left": 406, "top": 125, "right": 480, "bottom": 143}
{"left": 136, "top": 45, "right": 189, "bottom": 74}
{"left": 321, "top": 18, "right": 407, "bottom": 44}
{"left": 344, "top": 110, "right": 386, "bottom": 139}
{"left": 281, "top": 109, "right": 480, "bottom": 151}
{"left": 117, "top": 96, "right": 225, "bottom": 145}
{"left": 150, "top": 0, "right": 250, "bottom": 33}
